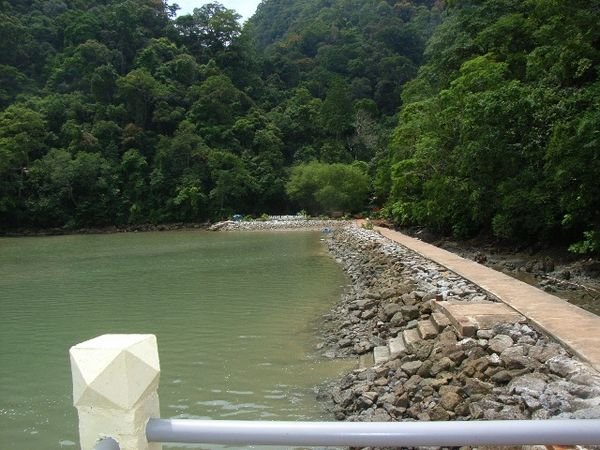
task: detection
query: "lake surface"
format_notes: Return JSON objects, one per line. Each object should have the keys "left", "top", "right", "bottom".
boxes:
{"left": 0, "top": 230, "right": 351, "bottom": 450}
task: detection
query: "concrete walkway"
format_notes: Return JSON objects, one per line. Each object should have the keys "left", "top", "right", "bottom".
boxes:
{"left": 370, "top": 224, "right": 600, "bottom": 373}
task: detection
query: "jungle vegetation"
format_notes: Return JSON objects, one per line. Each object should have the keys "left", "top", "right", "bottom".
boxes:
{"left": 1, "top": 0, "right": 598, "bottom": 252}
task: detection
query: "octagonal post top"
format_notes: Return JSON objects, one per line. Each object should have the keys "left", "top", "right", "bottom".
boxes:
{"left": 70, "top": 334, "right": 162, "bottom": 450}
{"left": 70, "top": 334, "right": 160, "bottom": 410}
{"left": 72, "top": 334, "right": 158, "bottom": 350}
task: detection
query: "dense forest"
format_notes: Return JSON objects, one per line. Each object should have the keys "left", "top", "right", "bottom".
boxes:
{"left": 0, "top": 0, "right": 598, "bottom": 252}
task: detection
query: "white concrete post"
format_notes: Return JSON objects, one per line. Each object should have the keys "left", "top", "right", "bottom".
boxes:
{"left": 69, "top": 334, "right": 162, "bottom": 450}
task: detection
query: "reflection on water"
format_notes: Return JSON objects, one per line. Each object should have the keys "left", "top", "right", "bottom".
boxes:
{"left": 0, "top": 231, "right": 352, "bottom": 450}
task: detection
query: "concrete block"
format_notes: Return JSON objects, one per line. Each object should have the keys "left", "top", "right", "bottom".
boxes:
{"left": 402, "top": 329, "right": 421, "bottom": 353}
{"left": 417, "top": 320, "right": 438, "bottom": 340}
{"left": 373, "top": 346, "right": 390, "bottom": 365}
{"left": 389, "top": 337, "right": 406, "bottom": 357}
{"left": 430, "top": 312, "right": 451, "bottom": 331}
{"left": 359, "top": 352, "right": 374, "bottom": 369}
{"left": 70, "top": 334, "right": 162, "bottom": 450}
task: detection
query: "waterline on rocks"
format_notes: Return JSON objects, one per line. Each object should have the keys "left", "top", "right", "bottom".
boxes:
{"left": 318, "top": 225, "right": 600, "bottom": 424}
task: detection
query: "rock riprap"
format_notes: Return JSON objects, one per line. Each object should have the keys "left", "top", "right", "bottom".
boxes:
{"left": 210, "top": 216, "right": 348, "bottom": 231}
{"left": 319, "top": 225, "right": 600, "bottom": 424}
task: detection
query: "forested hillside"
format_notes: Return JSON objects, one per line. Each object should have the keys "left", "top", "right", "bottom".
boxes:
{"left": 379, "top": 0, "right": 600, "bottom": 252}
{"left": 1, "top": 0, "right": 598, "bottom": 253}
{"left": 0, "top": 0, "right": 439, "bottom": 229}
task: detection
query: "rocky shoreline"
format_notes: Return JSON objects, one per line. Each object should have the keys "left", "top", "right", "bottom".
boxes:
{"left": 0, "top": 216, "right": 348, "bottom": 236}
{"left": 209, "top": 216, "right": 349, "bottom": 231}
{"left": 317, "top": 225, "right": 600, "bottom": 427}
{"left": 0, "top": 222, "right": 210, "bottom": 237}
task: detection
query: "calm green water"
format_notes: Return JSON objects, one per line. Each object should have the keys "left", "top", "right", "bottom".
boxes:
{"left": 0, "top": 230, "right": 351, "bottom": 450}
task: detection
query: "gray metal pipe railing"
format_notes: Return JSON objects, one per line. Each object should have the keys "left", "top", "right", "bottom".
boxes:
{"left": 93, "top": 437, "right": 120, "bottom": 450}
{"left": 146, "top": 418, "right": 600, "bottom": 447}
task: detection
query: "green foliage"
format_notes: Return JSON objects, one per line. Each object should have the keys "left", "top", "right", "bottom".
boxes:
{"left": 174, "top": 3, "right": 242, "bottom": 60}
{"left": 6, "top": 0, "right": 595, "bottom": 256}
{"left": 569, "top": 231, "right": 600, "bottom": 255}
{"left": 383, "top": 0, "right": 600, "bottom": 249}
{"left": 286, "top": 162, "right": 369, "bottom": 214}
{"left": 361, "top": 219, "right": 374, "bottom": 230}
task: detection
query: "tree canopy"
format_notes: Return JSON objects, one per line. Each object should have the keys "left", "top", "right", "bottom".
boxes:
{"left": 1, "top": 0, "right": 599, "bottom": 253}
{"left": 377, "top": 0, "right": 600, "bottom": 252}
{"left": 0, "top": 0, "right": 438, "bottom": 230}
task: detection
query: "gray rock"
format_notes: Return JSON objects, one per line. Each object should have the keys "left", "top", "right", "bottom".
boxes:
{"left": 489, "top": 334, "right": 514, "bottom": 354}
{"left": 383, "top": 303, "right": 403, "bottom": 320}
{"left": 487, "top": 353, "right": 502, "bottom": 365}
{"left": 439, "top": 385, "right": 461, "bottom": 396}
{"left": 485, "top": 405, "right": 527, "bottom": 420}
{"left": 395, "top": 392, "right": 409, "bottom": 408}
{"left": 389, "top": 312, "right": 404, "bottom": 326}
{"left": 431, "top": 357, "right": 454, "bottom": 376}
{"left": 332, "top": 390, "right": 354, "bottom": 407}
{"left": 469, "top": 402, "right": 484, "bottom": 419}
{"left": 364, "top": 291, "right": 381, "bottom": 300}
{"left": 380, "top": 288, "right": 398, "bottom": 300}
{"left": 420, "top": 377, "right": 447, "bottom": 390}
{"left": 464, "top": 378, "right": 495, "bottom": 395}
{"left": 417, "top": 360, "right": 434, "bottom": 377}
{"left": 492, "top": 323, "right": 521, "bottom": 340}
{"left": 521, "top": 394, "right": 541, "bottom": 410}
{"left": 570, "top": 371, "right": 600, "bottom": 386}
{"left": 491, "top": 370, "right": 515, "bottom": 383}
{"left": 440, "top": 391, "right": 462, "bottom": 411}
{"left": 352, "top": 299, "right": 376, "bottom": 310}
{"left": 361, "top": 308, "right": 377, "bottom": 320}
{"left": 404, "top": 375, "right": 423, "bottom": 393}
{"left": 477, "top": 329, "right": 494, "bottom": 339}
{"left": 517, "top": 335, "right": 536, "bottom": 346}
{"left": 400, "top": 305, "right": 420, "bottom": 320}
{"left": 338, "top": 338, "right": 353, "bottom": 348}
{"left": 368, "top": 409, "right": 392, "bottom": 422}
{"left": 570, "top": 406, "right": 600, "bottom": 419}
{"left": 500, "top": 346, "right": 530, "bottom": 369}
{"left": 528, "top": 343, "right": 563, "bottom": 363}
{"left": 401, "top": 293, "right": 416, "bottom": 305}
{"left": 401, "top": 360, "right": 423, "bottom": 376}
{"left": 509, "top": 374, "right": 547, "bottom": 398}
{"left": 357, "top": 391, "right": 379, "bottom": 408}
{"left": 413, "top": 340, "right": 434, "bottom": 360}
{"left": 567, "top": 384, "right": 594, "bottom": 399}
{"left": 429, "top": 405, "right": 451, "bottom": 421}
{"left": 547, "top": 355, "right": 577, "bottom": 377}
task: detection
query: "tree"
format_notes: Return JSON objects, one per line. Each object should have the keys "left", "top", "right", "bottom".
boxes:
{"left": 320, "top": 78, "right": 354, "bottom": 139}
{"left": 120, "top": 148, "right": 149, "bottom": 223}
{"left": 187, "top": 74, "right": 251, "bottom": 145}
{"left": 0, "top": 105, "right": 47, "bottom": 226}
{"left": 26, "top": 149, "right": 119, "bottom": 227}
{"left": 117, "top": 68, "right": 165, "bottom": 127}
{"left": 383, "top": 0, "right": 600, "bottom": 248}
{"left": 174, "top": 3, "right": 242, "bottom": 61}
{"left": 286, "top": 161, "right": 369, "bottom": 214}
{"left": 208, "top": 151, "right": 256, "bottom": 217}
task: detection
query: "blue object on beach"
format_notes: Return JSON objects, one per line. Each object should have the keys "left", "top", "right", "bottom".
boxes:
{"left": 232, "top": 214, "right": 243, "bottom": 222}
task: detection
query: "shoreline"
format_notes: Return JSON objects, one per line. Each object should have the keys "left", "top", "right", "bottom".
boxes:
{"left": 10, "top": 218, "right": 599, "bottom": 428}
{"left": 318, "top": 224, "right": 600, "bottom": 424}
{"left": 0, "top": 222, "right": 211, "bottom": 237}
{"left": 0, "top": 216, "right": 349, "bottom": 237}
{"left": 208, "top": 217, "right": 350, "bottom": 232}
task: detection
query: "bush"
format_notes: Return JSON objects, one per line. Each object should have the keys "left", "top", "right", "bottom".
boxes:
{"left": 286, "top": 161, "right": 369, "bottom": 215}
